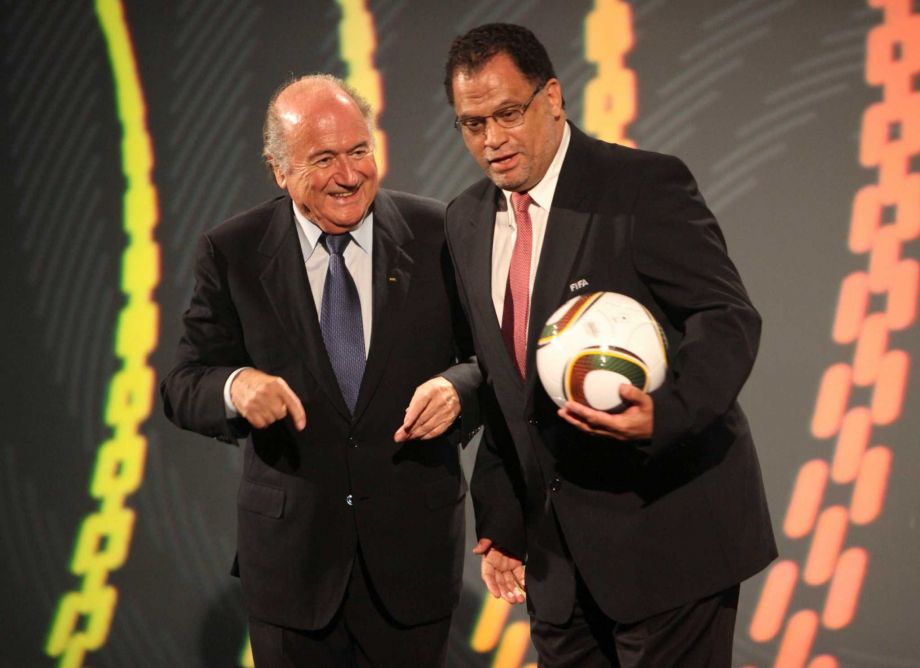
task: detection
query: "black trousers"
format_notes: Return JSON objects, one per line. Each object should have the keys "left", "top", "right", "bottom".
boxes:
{"left": 248, "top": 550, "right": 451, "bottom": 668}
{"left": 530, "top": 570, "right": 740, "bottom": 668}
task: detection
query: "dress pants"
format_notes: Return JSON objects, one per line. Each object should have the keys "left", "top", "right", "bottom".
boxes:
{"left": 248, "top": 548, "right": 451, "bottom": 668}
{"left": 530, "top": 569, "right": 740, "bottom": 668}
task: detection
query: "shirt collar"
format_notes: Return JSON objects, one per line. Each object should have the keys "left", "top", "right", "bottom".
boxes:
{"left": 292, "top": 200, "right": 374, "bottom": 256}
{"left": 500, "top": 121, "right": 571, "bottom": 221}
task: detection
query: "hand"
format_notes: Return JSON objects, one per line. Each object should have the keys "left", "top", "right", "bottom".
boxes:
{"left": 230, "top": 368, "right": 307, "bottom": 430}
{"left": 473, "top": 538, "right": 525, "bottom": 604}
{"left": 393, "top": 376, "right": 460, "bottom": 442}
{"left": 558, "top": 383, "right": 653, "bottom": 440}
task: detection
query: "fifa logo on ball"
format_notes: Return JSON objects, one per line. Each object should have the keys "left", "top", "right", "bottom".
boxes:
{"left": 537, "top": 292, "right": 669, "bottom": 412}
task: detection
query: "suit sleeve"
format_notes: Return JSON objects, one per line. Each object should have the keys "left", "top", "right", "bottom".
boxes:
{"left": 444, "top": 203, "right": 527, "bottom": 558}
{"left": 436, "top": 242, "right": 482, "bottom": 444}
{"left": 160, "top": 234, "right": 252, "bottom": 443}
{"left": 470, "top": 384, "right": 528, "bottom": 560}
{"left": 631, "top": 155, "right": 761, "bottom": 458}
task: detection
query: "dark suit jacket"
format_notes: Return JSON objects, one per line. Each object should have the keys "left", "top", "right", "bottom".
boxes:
{"left": 445, "top": 124, "right": 776, "bottom": 624}
{"left": 161, "top": 189, "right": 480, "bottom": 630}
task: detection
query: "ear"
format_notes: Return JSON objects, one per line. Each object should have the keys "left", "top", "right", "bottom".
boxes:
{"left": 270, "top": 161, "right": 286, "bottom": 190}
{"left": 544, "top": 78, "right": 564, "bottom": 118}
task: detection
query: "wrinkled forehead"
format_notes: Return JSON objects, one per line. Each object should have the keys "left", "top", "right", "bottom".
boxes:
{"left": 283, "top": 98, "right": 374, "bottom": 154}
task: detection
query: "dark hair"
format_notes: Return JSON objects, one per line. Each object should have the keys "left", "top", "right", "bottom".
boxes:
{"left": 443, "top": 23, "right": 557, "bottom": 106}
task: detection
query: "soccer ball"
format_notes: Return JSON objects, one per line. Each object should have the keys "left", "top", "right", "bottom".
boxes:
{"left": 536, "top": 292, "right": 668, "bottom": 412}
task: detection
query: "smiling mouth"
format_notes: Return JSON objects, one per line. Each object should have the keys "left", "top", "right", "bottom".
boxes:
{"left": 330, "top": 188, "right": 361, "bottom": 200}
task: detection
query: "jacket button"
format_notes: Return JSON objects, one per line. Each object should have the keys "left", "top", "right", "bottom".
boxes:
{"left": 528, "top": 417, "right": 539, "bottom": 426}
{"left": 348, "top": 436, "right": 358, "bottom": 448}
{"left": 550, "top": 478, "right": 561, "bottom": 492}
{"left": 346, "top": 494, "right": 353, "bottom": 506}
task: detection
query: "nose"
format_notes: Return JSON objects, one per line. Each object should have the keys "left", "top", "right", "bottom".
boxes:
{"left": 482, "top": 117, "right": 508, "bottom": 149}
{"left": 333, "top": 154, "right": 359, "bottom": 185}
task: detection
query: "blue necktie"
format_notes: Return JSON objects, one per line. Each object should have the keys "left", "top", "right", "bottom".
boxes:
{"left": 320, "top": 233, "right": 365, "bottom": 413}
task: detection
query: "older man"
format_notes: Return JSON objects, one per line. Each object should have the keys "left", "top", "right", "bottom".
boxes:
{"left": 161, "top": 75, "right": 479, "bottom": 667}
{"left": 443, "top": 24, "right": 776, "bottom": 667}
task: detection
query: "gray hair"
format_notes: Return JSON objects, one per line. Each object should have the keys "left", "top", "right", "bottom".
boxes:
{"left": 262, "top": 74, "right": 374, "bottom": 175}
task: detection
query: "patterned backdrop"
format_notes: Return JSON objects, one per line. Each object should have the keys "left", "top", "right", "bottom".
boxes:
{"left": 1, "top": 1, "right": 918, "bottom": 666}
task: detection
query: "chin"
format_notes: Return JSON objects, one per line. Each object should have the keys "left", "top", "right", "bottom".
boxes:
{"left": 327, "top": 218, "right": 363, "bottom": 232}
{"left": 492, "top": 174, "right": 525, "bottom": 192}
{"left": 329, "top": 202, "right": 369, "bottom": 223}
{"left": 489, "top": 165, "right": 527, "bottom": 190}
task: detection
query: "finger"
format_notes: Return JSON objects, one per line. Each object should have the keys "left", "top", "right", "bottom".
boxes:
{"left": 248, "top": 413, "right": 268, "bottom": 429}
{"left": 472, "top": 538, "right": 492, "bottom": 555}
{"left": 614, "top": 387, "right": 654, "bottom": 438}
{"left": 249, "top": 406, "right": 276, "bottom": 430}
{"left": 270, "top": 401, "right": 288, "bottom": 423}
{"left": 565, "top": 401, "right": 627, "bottom": 430}
{"left": 403, "top": 404, "right": 438, "bottom": 439}
{"left": 419, "top": 419, "right": 451, "bottom": 440}
{"left": 409, "top": 408, "right": 452, "bottom": 440}
{"left": 501, "top": 569, "right": 522, "bottom": 603}
{"left": 480, "top": 561, "right": 501, "bottom": 598}
{"left": 423, "top": 399, "right": 461, "bottom": 437}
{"left": 561, "top": 402, "right": 601, "bottom": 429}
{"left": 513, "top": 565, "right": 526, "bottom": 592}
{"left": 618, "top": 383, "right": 648, "bottom": 405}
{"left": 558, "top": 407, "right": 624, "bottom": 440}
{"left": 279, "top": 383, "right": 307, "bottom": 431}
{"left": 558, "top": 406, "right": 602, "bottom": 432}
{"left": 406, "top": 392, "right": 457, "bottom": 437}
{"left": 563, "top": 400, "right": 608, "bottom": 423}
{"left": 401, "top": 388, "right": 429, "bottom": 433}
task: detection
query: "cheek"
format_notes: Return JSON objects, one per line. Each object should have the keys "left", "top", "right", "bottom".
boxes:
{"left": 511, "top": 129, "right": 532, "bottom": 153}
{"left": 360, "top": 165, "right": 379, "bottom": 186}
{"left": 302, "top": 176, "right": 325, "bottom": 201}
{"left": 463, "top": 137, "right": 485, "bottom": 161}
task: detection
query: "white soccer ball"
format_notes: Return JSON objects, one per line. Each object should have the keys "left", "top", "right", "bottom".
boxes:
{"left": 536, "top": 292, "right": 668, "bottom": 412}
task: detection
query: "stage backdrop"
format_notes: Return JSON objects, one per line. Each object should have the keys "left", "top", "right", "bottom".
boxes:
{"left": 1, "top": 1, "right": 918, "bottom": 667}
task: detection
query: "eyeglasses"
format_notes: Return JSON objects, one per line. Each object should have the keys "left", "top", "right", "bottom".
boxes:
{"left": 454, "top": 84, "right": 544, "bottom": 135}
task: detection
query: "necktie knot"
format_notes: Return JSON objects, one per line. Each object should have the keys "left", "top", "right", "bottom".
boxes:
{"left": 511, "top": 192, "right": 532, "bottom": 219}
{"left": 321, "top": 233, "right": 351, "bottom": 256}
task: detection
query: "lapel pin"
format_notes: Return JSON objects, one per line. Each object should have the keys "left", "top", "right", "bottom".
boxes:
{"left": 388, "top": 276, "right": 397, "bottom": 283}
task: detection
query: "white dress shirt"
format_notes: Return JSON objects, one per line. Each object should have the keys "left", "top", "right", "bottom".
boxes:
{"left": 492, "top": 123, "right": 571, "bottom": 331}
{"left": 224, "top": 202, "right": 374, "bottom": 415}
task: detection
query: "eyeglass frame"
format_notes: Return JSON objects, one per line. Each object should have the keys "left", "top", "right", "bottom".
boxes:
{"left": 453, "top": 83, "right": 546, "bottom": 134}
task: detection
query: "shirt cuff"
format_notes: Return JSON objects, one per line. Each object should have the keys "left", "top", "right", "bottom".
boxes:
{"left": 223, "top": 367, "right": 250, "bottom": 418}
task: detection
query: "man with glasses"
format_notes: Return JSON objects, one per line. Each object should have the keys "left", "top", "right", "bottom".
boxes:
{"left": 443, "top": 23, "right": 776, "bottom": 667}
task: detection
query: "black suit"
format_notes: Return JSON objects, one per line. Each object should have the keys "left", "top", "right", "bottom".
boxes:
{"left": 445, "top": 124, "right": 776, "bottom": 628}
{"left": 161, "top": 189, "right": 480, "bottom": 634}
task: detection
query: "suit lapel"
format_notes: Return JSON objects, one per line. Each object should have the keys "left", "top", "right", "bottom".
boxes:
{"left": 351, "top": 190, "right": 414, "bottom": 422}
{"left": 456, "top": 186, "right": 528, "bottom": 391}
{"left": 258, "top": 199, "right": 351, "bottom": 418}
